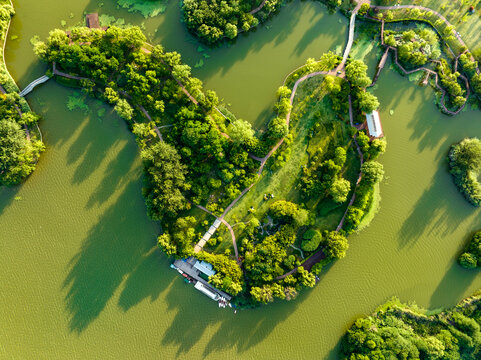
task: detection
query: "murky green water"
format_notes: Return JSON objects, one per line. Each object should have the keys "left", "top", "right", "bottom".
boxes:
{"left": 1, "top": 1, "right": 481, "bottom": 359}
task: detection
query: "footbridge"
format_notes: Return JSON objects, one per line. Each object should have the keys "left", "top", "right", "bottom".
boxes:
{"left": 19, "top": 75, "right": 50, "bottom": 97}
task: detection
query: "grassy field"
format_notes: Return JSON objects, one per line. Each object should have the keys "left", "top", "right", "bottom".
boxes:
{"left": 226, "top": 74, "right": 359, "bottom": 236}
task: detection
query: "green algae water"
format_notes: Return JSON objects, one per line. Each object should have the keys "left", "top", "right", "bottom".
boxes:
{"left": 1, "top": 1, "right": 481, "bottom": 359}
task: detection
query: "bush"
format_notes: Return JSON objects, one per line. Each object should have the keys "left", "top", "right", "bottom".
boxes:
{"left": 448, "top": 138, "right": 481, "bottom": 206}
{"left": 323, "top": 231, "right": 348, "bottom": 259}
{"left": 459, "top": 252, "right": 477, "bottom": 269}
{"left": 301, "top": 229, "right": 322, "bottom": 252}
{"left": 458, "top": 231, "right": 481, "bottom": 269}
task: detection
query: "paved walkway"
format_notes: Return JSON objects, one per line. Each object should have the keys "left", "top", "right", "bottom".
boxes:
{"left": 250, "top": 0, "right": 267, "bottom": 14}
{"left": 336, "top": 94, "right": 363, "bottom": 231}
{"left": 196, "top": 0, "right": 367, "bottom": 262}
{"left": 340, "top": 0, "right": 369, "bottom": 69}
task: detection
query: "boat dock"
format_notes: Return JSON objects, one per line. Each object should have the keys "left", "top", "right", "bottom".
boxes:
{"left": 172, "top": 257, "right": 232, "bottom": 306}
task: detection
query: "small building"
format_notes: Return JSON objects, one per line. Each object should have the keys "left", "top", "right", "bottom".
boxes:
{"left": 193, "top": 260, "right": 216, "bottom": 277}
{"left": 194, "top": 282, "right": 219, "bottom": 301}
{"left": 365, "top": 110, "right": 384, "bottom": 139}
{"left": 172, "top": 257, "right": 232, "bottom": 304}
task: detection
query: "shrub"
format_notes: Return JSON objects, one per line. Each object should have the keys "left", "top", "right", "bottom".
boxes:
{"left": 301, "top": 229, "right": 322, "bottom": 252}
{"left": 323, "top": 231, "right": 348, "bottom": 259}
{"left": 458, "top": 231, "right": 481, "bottom": 269}
{"left": 448, "top": 138, "right": 481, "bottom": 206}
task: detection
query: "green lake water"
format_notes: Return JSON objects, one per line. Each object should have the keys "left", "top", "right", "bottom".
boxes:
{"left": 1, "top": 1, "right": 481, "bottom": 359}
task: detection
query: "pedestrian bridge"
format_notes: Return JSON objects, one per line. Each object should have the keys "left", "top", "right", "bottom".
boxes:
{"left": 19, "top": 75, "right": 50, "bottom": 97}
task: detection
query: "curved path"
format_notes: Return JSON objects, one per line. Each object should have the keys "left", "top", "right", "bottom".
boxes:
{"left": 340, "top": 0, "right": 368, "bottom": 69}
{"left": 369, "top": 19, "right": 470, "bottom": 116}
{"left": 250, "top": 0, "right": 267, "bottom": 15}
{"left": 373, "top": 5, "right": 469, "bottom": 52}
{"left": 336, "top": 94, "right": 363, "bottom": 231}
{"left": 195, "top": 1, "right": 367, "bottom": 262}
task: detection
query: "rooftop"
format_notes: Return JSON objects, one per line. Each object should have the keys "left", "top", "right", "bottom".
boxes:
{"left": 173, "top": 257, "right": 232, "bottom": 301}
{"left": 365, "top": 110, "right": 384, "bottom": 139}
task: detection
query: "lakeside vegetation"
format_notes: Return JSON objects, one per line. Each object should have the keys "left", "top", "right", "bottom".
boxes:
{"left": 341, "top": 293, "right": 481, "bottom": 359}
{"left": 33, "top": 23, "right": 387, "bottom": 305}
{"left": 448, "top": 138, "right": 481, "bottom": 207}
{"left": 0, "top": 0, "right": 44, "bottom": 186}
{"left": 182, "top": 0, "right": 351, "bottom": 44}
{"left": 459, "top": 231, "right": 481, "bottom": 269}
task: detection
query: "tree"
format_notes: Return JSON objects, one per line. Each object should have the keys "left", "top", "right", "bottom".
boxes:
{"left": 0, "top": 119, "right": 44, "bottom": 185}
{"left": 361, "top": 161, "right": 384, "bottom": 185}
{"left": 19, "top": 112, "right": 40, "bottom": 126}
{"left": 157, "top": 233, "right": 177, "bottom": 256}
{"left": 297, "top": 266, "right": 316, "bottom": 287}
{"left": 228, "top": 119, "right": 255, "bottom": 144}
{"left": 329, "top": 178, "right": 351, "bottom": 203}
{"left": 267, "top": 117, "right": 289, "bottom": 139}
{"left": 251, "top": 285, "right": 274, "bottom": 303}
{"left": 269, "top": 200, "right": 304, "bottom": 224}
{"left": 268, "top": 117, "right": 288, "bottom": 139}
{"left": 172, "top": 64, "right": 192, "bottom": 80}
{"left": 141, "top": 141, "right": 190, "bottom": 219}
{"left": 459, "top": 252, "right": 477, "bottom": 269}
{"left": 449, "top": 138, "right": 481, "bottom": 171}
{"left": 357, "top": 91, "right": 380, "bottom": 113}
{"left": 275, "top": 97, "right": 292, "bottom": 116}
{"left": 225, "top": 23, "right": 237, "bottom": 39}
{"left": 114, "top": 98, "right": 134, "bottom": 120}
{"left": 323, "top": 231, "right": 348, "bottom": 259}
{"left": 104, "top": 87, "right": 119, "bottom": 104}
{"left": 345, "top": 60, "right": 371, "bottom": 88}
{"left": 301, "top": 229, "right": 322, "bottom": 252}
{"left": 358, "top": 3, "right": 370, "bottom": 16}
{"left": 368, "top": 138, "right": 387, "bottom": 159}
{"left": 276, "top": 86, "right": 291, "bottom": 99}
{"left": 471, "top": 73, "right": 481, "bottom": 95}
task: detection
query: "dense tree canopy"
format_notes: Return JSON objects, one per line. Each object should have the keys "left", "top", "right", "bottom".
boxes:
{"left": 449, "top": 138, "right": 481, "bottom": 206}
{"left": 341, "top": 295, "right": 481, "bottom": 359}
{"left": 0, "top": 119, "right": 43, "bottom": 185}
{"left": 141, "top": 141, "right": 190, "bottom": 219}
{"left": 459, "top": 231, "right": 481, "bottom": 269}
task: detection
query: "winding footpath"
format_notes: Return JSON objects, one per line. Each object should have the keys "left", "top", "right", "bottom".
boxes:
{"left": 195, "top": 0, "right": 367, "bottom": 262}
{"left": 367, "top": 7, "right": 475, "bottom": 116}
{"left": 373, "top": 5, "right": 469, "bottom": 52}
{"left": 340, "top": 0, "right": 368, "bottom": 70}
{"left": 336, "top": 95, "right": 364, "bottom": 232}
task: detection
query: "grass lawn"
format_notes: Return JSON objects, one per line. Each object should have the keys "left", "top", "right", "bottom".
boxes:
{"left": 226, "top": 74, "right": 361, "bottom": 236}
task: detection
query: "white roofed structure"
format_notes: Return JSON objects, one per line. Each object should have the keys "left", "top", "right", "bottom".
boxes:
{"left": 194, "top": 260, "right": 216, "bottom": 277}
{"left": 365, "top": 111, "right": 384, "bottom": 139}
{"left": 194, "top": 281, "right": 219, "bottom": 300}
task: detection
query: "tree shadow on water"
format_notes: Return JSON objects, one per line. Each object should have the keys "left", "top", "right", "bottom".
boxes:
{"left": 429, "top": 262, "right": 479, "bottom": 309}
{"left": 85, "top": 140, "right": 138, "bottom": 209}
{"left": 117, "top": 248, "right": 175, "bottom": 312}
{"left": 0, "top": 186, "right": 18, "bottom": 216}
{"left": 160, "top": 265, "right": 319, "bottom": 358}
{"left": 63, "top": 181, "right": 160, "bottom": 333}
{"left": 398, "top": 163, "right": 473, "bottom": 248}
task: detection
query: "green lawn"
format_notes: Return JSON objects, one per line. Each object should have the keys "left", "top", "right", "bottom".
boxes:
{"left": 226, "top": 74, "right": 360, "bottom": 235}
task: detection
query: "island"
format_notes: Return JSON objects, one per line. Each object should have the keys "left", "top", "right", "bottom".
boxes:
{"left": 4, "top": 0, "right": 480, "bottom": 309}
